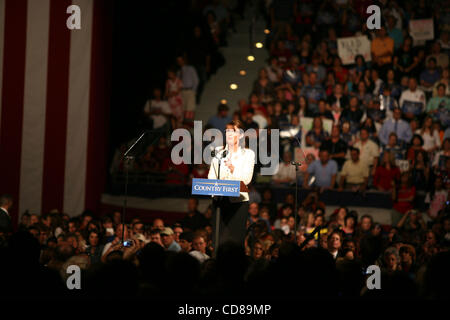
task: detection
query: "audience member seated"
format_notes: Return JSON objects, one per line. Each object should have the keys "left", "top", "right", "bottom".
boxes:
{"left": 272, "top": 151, "right": 297, "bottom": 185}
{"left": 373, "top": 151, "right": 401, "bottom": 192}
{"left": 339, "top": 147, "right": 369, "bottom": 192}
{"left": 379, "top": 108, "right": 413, "bottom": 148}
{"left": 303, "top": 149, "right": 338, "bottom": 191}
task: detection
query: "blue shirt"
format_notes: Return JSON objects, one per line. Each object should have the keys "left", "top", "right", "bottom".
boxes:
{"left": 207, "top": 115, "right": 232, "bottom": 136}
{"left": 420, "top": 69, "right": 440, "bottom": 86}
{"left": 444, "top": 127, "right": 450, "bottom": 140}
{"left": 168, "top": 241, "right": 181, "bottom": 252}
{"left": 177, "top": 65, "right": 199, "bottom": 92}
{"left": 388, "top": 27, "right": 404, "bottom": 49}
{"left": 300, "top": 84, "right": 326, "bottom": 113}
{"left": 379, "top": 118, "right": 413, "bottom": 145}
{"left": 307, "top": 159, "right": 338, "bottom": 188}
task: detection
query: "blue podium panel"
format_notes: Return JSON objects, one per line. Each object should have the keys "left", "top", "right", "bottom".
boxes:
{"left": 192, "top": 178, "right": 240, "bottom": 197}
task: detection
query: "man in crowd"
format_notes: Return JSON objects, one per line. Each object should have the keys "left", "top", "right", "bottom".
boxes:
{"left": 379, "top": 108, "right": 413, "bottom": 148}
{"left": 176, "top": 55, "right": 199, "bottom": 125}
{"left": 399, "top": 78, "right": 427, "bottom": 121}
{"left": 179, "top": 232, "right": 194, "bottom": 253}
{"left": 321, "top": 126, "right": 348, "bottom": 169}
{"left": 181, "top": 198, "right": 209, "bottom": 232}
{"left": 189, "top": 235, "right": 210, "bottom": 263}
{"left": 303, "top": 149, "right": 338, "bottom": 191}
{"left": 160, "top": 227, "right": 181, "bottom": 252}
{"left": 207, "top": 103, "right": 232, "bottom": 138}
{"left": 353, "top": 128, "right": 380, "bottom": 174}
{"left": 272, "top": 151, "right": 297, "bottom": 185}
{"left": 0, "top": 194, "right": 13, "bottom": 237}
{"left": 339, "top": 147, "right": 369, "bottom": 192}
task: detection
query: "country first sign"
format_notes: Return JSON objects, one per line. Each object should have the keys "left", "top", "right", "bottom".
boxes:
{"left": 192, "top": 178, "right": 240, "bottom": 197}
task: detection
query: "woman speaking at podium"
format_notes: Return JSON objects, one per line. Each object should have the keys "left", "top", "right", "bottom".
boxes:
{"left": 208, "top": 120, "right": 255, "bottom": 248}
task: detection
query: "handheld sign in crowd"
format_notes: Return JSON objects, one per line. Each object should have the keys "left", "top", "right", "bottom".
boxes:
{"left": 337, "top": 36, "right": 371, "bottom": 65}
{"left": 409, "top": 19, "right": 434, "bottom": 42}
{"left": 191, "top": 178, "right": 241, "bottom": 197}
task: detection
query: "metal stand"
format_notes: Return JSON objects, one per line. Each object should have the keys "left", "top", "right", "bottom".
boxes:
{"left": 291, "top": 161, "right": 301, "bottom": 244}
{"left": 121, "top": 131, "right": 148, "bottom": 244}
{"left": 213, "top": 161, "right": 221, "bottom": 257}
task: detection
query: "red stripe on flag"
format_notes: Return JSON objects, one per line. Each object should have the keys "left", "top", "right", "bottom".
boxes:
{"left": 41, "top": 0, "right": 72, "bottom": 214}
{"left": 0, "top": 0, "right": 28, "bottom": 229}
{"left": 85, "top": 0, "right": 112, "bottom": 213}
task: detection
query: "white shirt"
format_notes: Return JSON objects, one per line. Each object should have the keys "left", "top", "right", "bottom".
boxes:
{"left": 143, "top": 99, "right": 171, "bottom": 129}
{"left": 272, "top": 162, "right": 296, "bottom": 183}
{"left": 208, "top": 145, "right": 255, "bottom": 202}
{"left": 416, "top": 129, "right": 441, "bottom": 152}
{"left": 399, "top": 89, "right": 426, "bottom": 113}
{"left": 0, "top": 207, "right": 9, "bottom": 217}
{"left": 189, "top": 250, "right": 210, "bottom": 263}
{"left": 353, "top": 139, "right": 380, "bottom": 168}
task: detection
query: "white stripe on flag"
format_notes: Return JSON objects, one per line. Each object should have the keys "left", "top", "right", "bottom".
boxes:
{"left": 19, "top": 0, "right": 51, "bottom": 215}
{"left": 64, "top": 0, "right": 93, "bottom": 216}
{"left": 0, "top": 0, "right": 5, "bottom": 135}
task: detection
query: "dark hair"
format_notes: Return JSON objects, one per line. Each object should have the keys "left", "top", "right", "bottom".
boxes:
{"left": 437, "top": 83, "right": 446, "bottom": 91}
{"left": 179, "top": 231, "right": 194, "bottom": 243}
{"left": 226, "top": 119, "right": 245, "bottom": 130}
{"left": 0, "top": 194, "right": 13, "bottom": 207}
{"left": 354, "top": 54, "right": 366, "bottom": 65}
{"left": 412, "top": 134, "right": 424, "bottom": 146}
{"left": 350, "top": 147, "right": 360, "bottom": 154}
{"left": 218, "top": 103, "right": 229, "bottom": 112}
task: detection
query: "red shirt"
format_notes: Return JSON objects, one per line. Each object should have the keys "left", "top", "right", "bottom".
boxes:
{"left": 241, "top": 104, "right": 268, "bottom": 118}
{"left": 161, "top": 158, "right": 189, "bottom": 185}
{"left": 393, "top": 186, "right": 416, "bottom": 214}
{"left": 373, "top": 165, "right": 401, "bottom": 191}
{"left": 334, "top": 67, "right": 349, "bottom": 84}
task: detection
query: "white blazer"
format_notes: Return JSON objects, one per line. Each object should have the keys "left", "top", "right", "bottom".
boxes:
{"left": 207, "top": 145, "right": 255, "bottom": 202}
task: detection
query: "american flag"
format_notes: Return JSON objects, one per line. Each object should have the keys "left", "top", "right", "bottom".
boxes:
{"left": 0, "top": 0, "right": 112, "bottom": 228}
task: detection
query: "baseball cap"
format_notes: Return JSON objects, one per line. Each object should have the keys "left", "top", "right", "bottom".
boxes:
{"left": 160, "top": 227, "right": 174, "bottom": 236}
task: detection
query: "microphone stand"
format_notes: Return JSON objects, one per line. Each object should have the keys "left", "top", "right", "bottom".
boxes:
{"left": 299, "top": 225, "right": 322, "bottom": 250}
{"left": 121, "top": 131, "right": 148, "bottom": 245}
{"left": 291, "top": 161, "right": 301, "bottom": 244}
{"left": 283, "top": 123, "right": 303, "bottom": 246}
{"left": 212, "top": 149, "right": 228, "bottom": 257}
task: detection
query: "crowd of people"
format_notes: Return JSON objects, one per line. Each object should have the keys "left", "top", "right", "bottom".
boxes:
{"left": 2, "top": 0, "right": 450, "bottom": 300}
{"left": 1, "top": 190, "right": 449, "bottom": 298}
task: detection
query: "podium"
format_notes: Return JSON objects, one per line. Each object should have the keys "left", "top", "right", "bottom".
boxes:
{"left": 192, "top": 178, "right": 248, "bottom": 255}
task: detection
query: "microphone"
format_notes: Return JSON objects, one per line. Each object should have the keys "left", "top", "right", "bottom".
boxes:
{"left": 211, "top": 148, "right": 228, "bottom": 159}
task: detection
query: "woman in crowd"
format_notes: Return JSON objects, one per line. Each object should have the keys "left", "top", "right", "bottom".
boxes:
{"left": 406, "top": 134, "right": 425, "bottom": 163}
{"left": 392, "top": 173, "right": 416, "bottom": 226}
{"left": 165, "top": 68, "right": 184, "bottom": 127}
{"left": 373, "top": 151, "right": 401, "bottom": 192}
{"left": 417, "top": 116, "right": 441, "bottom": 153}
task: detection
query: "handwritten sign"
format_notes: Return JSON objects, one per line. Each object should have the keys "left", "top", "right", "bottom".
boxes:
{"left": 337, "top": 36, "right": 371, "bottom": 65}
{"left": 300, "top": 117, "right": 333, "bottom": 134}
{"left": 395, "top": 160, "right": 410, "bottom": 172}
{"left": 409, "top": 19, "right": 434, "bottom": 41}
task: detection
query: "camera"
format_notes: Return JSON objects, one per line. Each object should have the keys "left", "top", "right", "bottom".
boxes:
{"left": 123, "top": 240, "right": 133, "bottom": 247}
